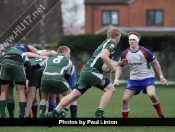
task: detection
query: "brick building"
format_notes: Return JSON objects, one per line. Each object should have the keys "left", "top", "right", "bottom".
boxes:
{"left": 84, "top": 0, "right": 175, "bottom": 34}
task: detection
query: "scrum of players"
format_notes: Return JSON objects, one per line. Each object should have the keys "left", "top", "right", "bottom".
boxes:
{"left": 0, "top": 44, "right": 78, "bottom": 118}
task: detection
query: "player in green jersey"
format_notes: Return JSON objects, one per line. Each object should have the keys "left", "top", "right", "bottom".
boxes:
{"left": 47, "top": 26, "right": 128, "bottom": 118}
{"left": 26, "top": 58, "right": 45, "bottom": 118}
{"left": 0, "top": 46, "right": 31, "bottom": 118}
{"left": 32, "top": 46, "right": 74, "bottom": 118}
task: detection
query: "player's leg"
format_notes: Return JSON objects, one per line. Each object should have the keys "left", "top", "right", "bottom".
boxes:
{"left": 0, "top": 81, "right": 9, "bottom": 118}
{"left": 39, "top": 92, "right": 50, "bottom": 118}
{"left": 32, "top": 97, "right": 38, "bottom": 118}
{"left": 26, "top": 86, "right": 36, "bottom": 118}
{"left": 56, "top": 94, "right": 61, "bottom": 105}
{"left": 146, "top": 85, "right": 165, "bottom": 117}
{"left": 94, "top": 82, "right": 115, "bottom": 118}
{"left": 16, "top": 82, "right": 27, "bottom": 118}
{"left": 6, "top": 82, "right": 15, "bottom": 118}
{"left": 122, "top": 89, "right": 136, "bottom": 118}
{"left": 0, "top": 64, "right": 11, "bottom": 118}
{"left": 48, "top": 94, "right": 57, "bottom": 112}
{"left": 69, "top": 101, "right": 78, "bottom": 118}
{"left": 50, "top": 89, "right": 73, "bottom": 118}
{"left": 47, "top": 75, "right": 89, "bottom": 118}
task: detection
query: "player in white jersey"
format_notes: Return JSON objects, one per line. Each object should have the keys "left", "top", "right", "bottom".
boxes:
{"left": 113, "top": 32, "right": 169, "bottom": 119}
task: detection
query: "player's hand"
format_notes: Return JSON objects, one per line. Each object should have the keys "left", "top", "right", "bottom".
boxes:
{"left": 121, "top": 58, "right": 129, "bottom": 65}
{"left": 113, "top": 80, "right": 119, "bottom": 86}
{"left": 110, "top": 67, "right": 117, "bottom": 73}
{"left": 160, "top": 78, "right": 169, "bottom": 86}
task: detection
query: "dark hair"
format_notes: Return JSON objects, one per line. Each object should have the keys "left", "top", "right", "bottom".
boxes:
{"left": 128, "top": 32, "right": 141, "bottom": 40}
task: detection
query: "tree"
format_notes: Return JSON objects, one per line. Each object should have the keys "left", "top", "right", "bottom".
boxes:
{"left": 0, "top": 0, "right": 63, "bottom": 48}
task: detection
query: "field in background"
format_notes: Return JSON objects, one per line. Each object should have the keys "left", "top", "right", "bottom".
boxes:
{"left": 1, "top": 84, "right": 175, "bottom": 131}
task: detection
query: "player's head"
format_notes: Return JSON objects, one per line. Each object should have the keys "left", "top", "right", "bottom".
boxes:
{"left": 57, "top": 46, "right": 71, "bottom": 58}
{"left": 107, "top": 27, "right": 121, "bottom": 44}
{"left": 128, "top": 32, "right": 141, "bottom": 43}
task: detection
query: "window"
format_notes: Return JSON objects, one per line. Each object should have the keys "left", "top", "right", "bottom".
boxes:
{"left": 146, "top": 10, "right": 163, "bottom": 25}
{"left": 102, "top": 10, "right": 119, "bottom": 25}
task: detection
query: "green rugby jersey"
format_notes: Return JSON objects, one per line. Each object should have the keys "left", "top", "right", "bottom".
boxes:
{"left": 0, "top": 47, "right": 29, "bottom": 64}
{"left": 39, "top": 54, "right": 74, "bottom": 76}
{"left": 29, "top": 58, "right": 45, "bottom": 65}
{"left": 84, "top": 38, "right": 117, "bottom": 73}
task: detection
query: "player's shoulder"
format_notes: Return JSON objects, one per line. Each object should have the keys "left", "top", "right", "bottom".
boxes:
{"left": 139, "top": 46, "right": 149, "bottom": 51}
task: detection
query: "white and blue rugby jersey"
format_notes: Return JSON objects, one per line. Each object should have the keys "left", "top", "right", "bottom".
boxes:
{"left": 120, "top": 46, "right": 155, "bottom": 80}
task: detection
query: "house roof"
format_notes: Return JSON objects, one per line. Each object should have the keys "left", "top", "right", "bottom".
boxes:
{"left": 85, "top": 0, "right": 135, "bottom": 5}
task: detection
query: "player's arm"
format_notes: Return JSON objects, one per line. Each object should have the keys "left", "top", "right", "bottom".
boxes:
{"left": 25, "top": 52, "right": 48, "bottom": 59}
{"left": 151, "top": 59, "right": 169, "bottom": 86}
{"left": 24, "top": 60, "right": 32, "bottom": 80}
{"left": 113, "top": 66, "right": 123, "bottom": 86}
{"left": 32, "top": 58, "right": 47, "bottom": 71}
{"left": 101, "top": 49, "right": 116, "bottom": 73}
{"left": 113, "top": 51, "right": 127, "bottom": 85}
{"left": 22, "top": 53, "right": 32, "bottom": 80}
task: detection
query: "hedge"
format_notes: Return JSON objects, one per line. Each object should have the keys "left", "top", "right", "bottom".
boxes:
{"left": 52, "top": 34, "right": 175, "bottom": 58}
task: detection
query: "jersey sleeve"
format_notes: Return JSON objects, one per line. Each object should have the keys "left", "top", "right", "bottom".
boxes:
{"left": 21, "top": 52, "right": 29, "bottom": 63}
{"left": 140, "top": 47, "right": 155, "bottom": 62}
{"left": 39, "top": 58, "right": 48, "bottom": 67}
{"left": 66, "top": 60, "right": 75, "bottom": 76}
{"left": 104, "top": 42, "right": 116, "bottom": 53}
{"left": 118, "top": 48, "right": 129, "bottom": 67}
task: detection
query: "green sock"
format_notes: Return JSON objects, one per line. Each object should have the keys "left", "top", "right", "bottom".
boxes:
{"left": 94, "top": 108, "right": 104, "bottom": 117}
{"left": 7, "top": 99, "right": 15, "bottom": 118}
{"left": 60, "top": 108, "right": 69, "bottom": 118}
{"left": 19, "top": 102, "right": 26, "bottom": 118}
{"left": 52, "top": 108, "right": 60, "bottom": 118}
{"left": 39, "top": 102, "right": 46, "bottom": 118}
{"left": 0, "top": 100, "right": 6, "bottom": 118}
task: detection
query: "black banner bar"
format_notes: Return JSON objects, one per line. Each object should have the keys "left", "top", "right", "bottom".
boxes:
{"left": 0, "top": 118, "right": 174, "bottom": 126}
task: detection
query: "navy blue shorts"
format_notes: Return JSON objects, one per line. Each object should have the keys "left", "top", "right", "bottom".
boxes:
{"left": 125, "top": 77, "right": 155, "bottom": 95}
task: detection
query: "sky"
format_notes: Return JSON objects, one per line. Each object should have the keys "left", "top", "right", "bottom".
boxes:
{"left": 61, "top": 0, "right": 84, "bottom": 27}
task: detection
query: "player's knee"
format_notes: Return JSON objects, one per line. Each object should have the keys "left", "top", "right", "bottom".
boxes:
{"left": 70, "top": 90, "right": 81, "bottom": 101}
{"left": 106, "top": 86, "right": 115, "bottom": 94}
{"left": 122, "top": 97, "right": 129, "bottom": 104}
{"left": 147, "top": 93, "right": 156, "bottom": 99}
{"left": 72, "top": 93, "right": 81, "bottom": 101}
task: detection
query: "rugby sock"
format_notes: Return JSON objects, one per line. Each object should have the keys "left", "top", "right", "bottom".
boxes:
{"left": 52, "top": 107, "right": 60, "bottom": 118}
{"left": 6, "top": 99, "right": 15, "bottom": 118}
{"left": 70, "top": 105, "right": 77, "bottom": 118}
{"left": 60, "top": 108, "right": 69, "bottom": 118}
{"left": 48, "top": 102, "right": 56, "bottom": 112}
{"left": 152, "top": 102, "right": 163, "bottom": 115}
{"left": 39, "top": 102, "right": 47, "bottom": 118}
{"left": 94, "top": 108, "right": 104, "bottom": 118}
{"left": 32, "top": 102, "right": 38, "bottom": 118}
{"left": 0, "top": 100, "right": 6, "bottom": 118}
{"left": 19, "top": 102, "right": 27, "bottom": 118}
{"left": 122, "top": 108, "right": 130, "bottom": 118}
